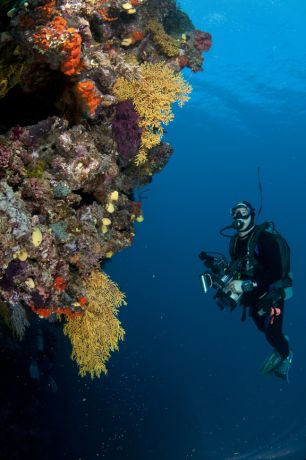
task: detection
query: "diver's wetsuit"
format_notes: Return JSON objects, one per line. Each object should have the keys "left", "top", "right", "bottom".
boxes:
{"left": 231, "top": 229, "right": 290, "bottom": 359}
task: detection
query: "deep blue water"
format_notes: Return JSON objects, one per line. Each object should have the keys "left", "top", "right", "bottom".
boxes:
{"left": 23, "top": 1, "right": 306, "bottom": 459}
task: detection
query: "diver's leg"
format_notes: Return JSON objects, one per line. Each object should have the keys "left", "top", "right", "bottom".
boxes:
{"left": 252, "top": 302, "right": 292, "bottom": 379}
{"left": 264, "top": 302, "right": 292, "bottom": 382}
{"left": 264, "top": 302, "right": 289, "bottom": 359}
{"left": 251, "top": 309, "right": 281, "bottom": 374}
{"left": 251, "top": 308, "right": 266, "bottom": 332}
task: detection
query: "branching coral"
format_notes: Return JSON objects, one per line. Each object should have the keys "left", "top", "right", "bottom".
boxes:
{"left": 112, "top": 61, "right": 191, "bottom": 164}
{"left": 63, "top": 270, "right": 126, "bottom": 378}
{"left": 0, "top": 59, "right": 26, "bottom": 99}
{"left": 146, "top": 19, "right": 180, "bottom": 57}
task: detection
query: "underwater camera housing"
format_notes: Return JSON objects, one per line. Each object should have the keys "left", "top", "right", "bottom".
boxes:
{"left": 198, "top": 251, "right": 243, "bottom": 310}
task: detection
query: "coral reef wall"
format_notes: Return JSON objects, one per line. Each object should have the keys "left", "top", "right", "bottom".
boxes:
{"left": 0, "top": 0, "right": 211, "bottom": 377}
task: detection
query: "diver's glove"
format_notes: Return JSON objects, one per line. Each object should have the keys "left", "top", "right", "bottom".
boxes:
{"left": 258, "top": 306, "right": 282, "bottom": 329}
{"left": 228, "top": 280, "right": 244, "bottom": 294}
{"left": 228, "top": 279, "right": 257, "bottom": 295}
{"left": 267, "top": 306, "right": 282, "bottom": 325}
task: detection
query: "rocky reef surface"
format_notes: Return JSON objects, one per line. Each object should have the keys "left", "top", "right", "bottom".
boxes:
{"left": 0, "top": 0, "right": 211, "bottom": 377}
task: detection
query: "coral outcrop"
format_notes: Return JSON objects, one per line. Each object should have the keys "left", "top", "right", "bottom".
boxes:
{"left": 0, "top": 0, "right": 211, "bottom": 377}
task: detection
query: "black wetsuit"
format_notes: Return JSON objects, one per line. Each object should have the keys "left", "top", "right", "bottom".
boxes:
{"left": 231, "top": 228, "right": 290, "bottom": 359}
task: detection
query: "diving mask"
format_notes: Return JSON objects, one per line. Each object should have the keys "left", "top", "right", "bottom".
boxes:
{"left": 231, "top": 206, "right": 251, "bottom": 220}
{"left": 231, "top": 202, "right": 255, "bottom": 232}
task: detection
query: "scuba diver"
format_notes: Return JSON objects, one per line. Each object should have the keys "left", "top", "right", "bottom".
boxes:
{"left": 199, "top": 200, "right": 293, "bottom": 382}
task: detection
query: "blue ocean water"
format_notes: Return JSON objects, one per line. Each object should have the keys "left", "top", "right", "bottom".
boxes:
{"left": 43, "top": 1, "right": 306, "bottom": 459}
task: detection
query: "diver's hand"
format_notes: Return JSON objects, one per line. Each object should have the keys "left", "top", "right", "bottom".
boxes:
{"left": 228, "top": 279, "right": 257, "bottom": 294}
{"left": 228, "top": 280, "right": 244, "bottom": 294}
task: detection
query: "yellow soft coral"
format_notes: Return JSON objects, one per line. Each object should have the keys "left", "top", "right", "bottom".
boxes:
{"left": 147, "top": 20, "right": 180, "bottom": 57}
{"left": 113, "top": 62, "right": 191, "bottom": 164}
{"left": 0, "top": 57, "right": 26, "bottom": 98}
{"left": 63, "top": 270, "right": 126, "bottom": 378}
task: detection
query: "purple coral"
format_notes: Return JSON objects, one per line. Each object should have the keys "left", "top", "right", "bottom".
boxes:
{"left": 0, "top": 144, "right": 12, "bottom": 169}
{"left": 0, "top": 260, "right": 26, "bottom": 291}
{"left": 193, "top": 30, "right": 212, "bottom": 52}
{"left": 111, "top": 100, "right": 142, "bottom": 163}
{"left": 31, "top": 291, "right": 45, "bottom": 308}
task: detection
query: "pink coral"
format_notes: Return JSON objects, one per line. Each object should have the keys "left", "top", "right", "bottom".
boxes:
{"left": 193, "top": 30, "right": 212, "bottom": 52}
{"left": 0, "top": 145, "right": 11, "bottom": 169}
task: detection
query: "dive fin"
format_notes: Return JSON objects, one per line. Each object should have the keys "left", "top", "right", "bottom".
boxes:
{"left": 273, "top": 351, "right": 293, "bottom": 383}
{"left": 260, "top": 351, "right": 282, "bottom": 375}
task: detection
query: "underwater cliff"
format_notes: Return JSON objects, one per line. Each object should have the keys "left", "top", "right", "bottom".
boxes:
{"left": 0, "top": 0, "right": 211, "bottom": 377}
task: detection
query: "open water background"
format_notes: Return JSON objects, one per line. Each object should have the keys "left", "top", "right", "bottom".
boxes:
{"left": 3, "top": 1, "right": 306, "bottom": 459}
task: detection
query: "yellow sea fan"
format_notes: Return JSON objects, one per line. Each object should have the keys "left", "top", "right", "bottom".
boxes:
{"left": 113, "top": 62, "right": 191, "bottom": 165}
{"left": 134, "top": 149, "right": 148, "bottom": 165}
{"left": 0, "top": 60, "right": 26, "bottom": 99}
{"left": 63, "top": 271, "right": 126, "bottom": 378}
{"left": 147, "top": 20, "right": 180, "bottom": 57}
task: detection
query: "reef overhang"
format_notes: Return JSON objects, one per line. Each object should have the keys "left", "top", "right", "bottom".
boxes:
{"left": 0, "top": 0, "right": 211, "bottom": 377}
